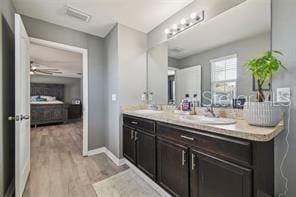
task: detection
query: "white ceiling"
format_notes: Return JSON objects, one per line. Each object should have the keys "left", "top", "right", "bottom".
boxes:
{"left": 30, "top": 43, "right": 82, "bottom": 78}
{"left": 168, "top": 0, "right": 271, "bottom": 59}
{"left": 13, "top": 0, "right": 194, "bottom": 37}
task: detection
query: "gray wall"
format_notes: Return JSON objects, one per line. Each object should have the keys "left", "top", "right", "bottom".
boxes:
{"left": 0, "top": 0, "right": 15, "bottom": 195}
{"left": 104, "top": 25, "right": 120, "bottom": 157}
{"left": 168, "top": 57, "right": 178, "bottom": 68}
{"left": 30, "top": 75, "right": 82, "bottom": 103}
{"left": 272, "top": 0, "right": 296, "bottom": 196}
{"left": 104, "top": 24, "right": 148, "bottom": 158}
{"left": 147, "top": 0, "right": 245, "bottom": 48}
{"left": 147, "top": 43, "right": 169, "bottom": 104}
{"left": 22, "top": 15, "right": 106, "bottom": 150}
{"left": 176, "top": 33, "right": 270, "bottom": 99}
{"left": 118, "top": 24, "right": 147, "bottom": 106}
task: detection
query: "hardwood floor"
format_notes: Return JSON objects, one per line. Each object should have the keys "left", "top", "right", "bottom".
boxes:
{"left": 23, "top": 121, "right": 128, "bottom": 197}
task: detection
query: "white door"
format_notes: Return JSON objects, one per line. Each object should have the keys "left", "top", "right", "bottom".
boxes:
{"left": 14, "top": 14, "right": 31, "bottom": 197}
{"left": 176, "top": 65, "right": 202, "bottom": 104}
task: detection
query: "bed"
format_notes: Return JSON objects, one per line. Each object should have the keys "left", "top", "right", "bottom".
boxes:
{"left": 30, "top": 83, "right": 69, "bottom": 127}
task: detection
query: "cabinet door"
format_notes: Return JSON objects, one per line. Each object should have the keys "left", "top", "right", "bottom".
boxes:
{"left": 136, "top": 130, "right": 156, "bottom": 180}
{"left": 123, "top": 125, "right": 136, "bottom": 163}
{"left": 190, "top": 150, "right": 252, "bottom": 197}
{"left": 157, "top": 138, "right": 189, "bottom": 197}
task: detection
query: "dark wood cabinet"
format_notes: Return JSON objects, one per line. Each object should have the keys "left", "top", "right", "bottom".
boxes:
{"left": 190, "top": 149, "right": 252, "bottom": 197}
{"left": 157, "top": 138, "right": 189, "bottom": 197}
{"left": 123, "top": 125, "right": 136, "bottom": 163}
{"left": 123, "top": 116, "right": 156, "bottom": 180}
{"left": 136, "top": 130, "right": 156, "bottom": 179}
{"left": 68, "top": 104, "right": 82, "bottom": 119}
{"left": 122, "top": 115, "right": 274, "bottom": 197}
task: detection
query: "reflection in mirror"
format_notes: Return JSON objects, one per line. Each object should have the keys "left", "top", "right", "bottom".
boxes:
{"left": 147, "top": 0, "right": 271, "bottom": 108}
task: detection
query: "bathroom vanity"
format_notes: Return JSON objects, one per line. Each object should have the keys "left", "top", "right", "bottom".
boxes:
{"left": 122, "top": 111, "right": 283, "bottom": 197}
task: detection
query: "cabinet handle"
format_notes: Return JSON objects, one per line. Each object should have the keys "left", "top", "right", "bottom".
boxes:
{"left": 131, "top": 121, "right": 138, "bottom": 125}
{"left": 131, "top": 130, "right": 134, "bottom": 140}
{"left": 182, "top": 150, "right": 186, "bottom": 166}
{"left": 180, "top": 135, "right": 195, "bottom": 141}
{"left": 191, "top": 153, "right": 196, "bottom": 170}
{"left": 134, "top": 131, "right": 138, "bottom": 141}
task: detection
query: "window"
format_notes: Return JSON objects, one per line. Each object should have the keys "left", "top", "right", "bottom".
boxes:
{"left": 211, "top": 55, "right": 237, "bottom": 105}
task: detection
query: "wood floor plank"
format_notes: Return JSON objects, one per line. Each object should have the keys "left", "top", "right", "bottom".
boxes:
{"left": 23, "top": 121, "right": 128, "bottom": 197}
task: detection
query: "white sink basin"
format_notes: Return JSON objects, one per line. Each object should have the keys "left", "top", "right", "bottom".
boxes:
{"left": 180, "top": 115, "right": 236, "bottom": 125}
{"left": 134, "top": 109, "right": 163, "bottom": 114}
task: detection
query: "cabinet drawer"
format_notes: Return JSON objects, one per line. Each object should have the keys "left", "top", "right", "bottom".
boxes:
{"left": 157, "top": 122, "right": 252, "bottom": 166}
{"left": 123, "top": 115, "right": 155, "bottom": 134}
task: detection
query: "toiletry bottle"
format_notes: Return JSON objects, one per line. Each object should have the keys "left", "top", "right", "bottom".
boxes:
{"left": 182, "top": 94, "right": 191, "bottom": 111}
{"left": 192, "top": 94, "right": 198, "bottom": 113}
{"left": 141, "top": 92, "right": 147, "bottom": 103}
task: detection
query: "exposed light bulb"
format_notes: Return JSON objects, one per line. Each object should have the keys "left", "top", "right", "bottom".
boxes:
{"left": 190, "top": 12, "right": 197, "bottom": 19}
{"left": 30, "top": 71, "right": 35, "bottom": 75}
{"left": 180, "top": 18, "right": 187, "bottom": 25}
{"left": 31, "top": 66, "right": 37, "bottom": 70}
{"left": 180, "top": 27, "right": 185, "bottom": 31}
{"left": 172, "top": 24, "right": 178, "bottom": 30}
{"left": 172, "top": 31, "right": 177, "bottom": 35}
{"left": 164, "top": 28, "right": 170, "bottom": 34}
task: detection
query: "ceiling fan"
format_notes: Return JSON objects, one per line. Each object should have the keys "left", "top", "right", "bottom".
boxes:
{"left": 30, "top": 61, "right": 63, "bottom": 75}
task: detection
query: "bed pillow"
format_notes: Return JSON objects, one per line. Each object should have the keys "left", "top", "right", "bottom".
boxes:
{"left": 31, "top": 96, "right": 38, "bottom": 102}
{"left": 41, "top": 96, "right": 56, "bottom": 101}
{"left": 35, "top": 95, "right": 47, "bottom": 102}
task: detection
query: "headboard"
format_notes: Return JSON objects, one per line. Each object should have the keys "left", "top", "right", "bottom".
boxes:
{"left": 31, "top": 83, "right": 64, "bottom": 101}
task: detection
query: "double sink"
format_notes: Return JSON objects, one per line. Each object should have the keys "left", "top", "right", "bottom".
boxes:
{"left": 133, "top": 109, "right": 236, "bottom": 125}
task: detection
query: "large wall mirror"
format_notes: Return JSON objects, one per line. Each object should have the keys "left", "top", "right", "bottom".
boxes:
{"left": 147, "top": 0, "right": 271, "bottom": 107}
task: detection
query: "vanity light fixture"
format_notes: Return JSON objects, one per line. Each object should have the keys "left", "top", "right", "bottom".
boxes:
{"left": 164, "top": 10, "right": 204, "bottom": 39}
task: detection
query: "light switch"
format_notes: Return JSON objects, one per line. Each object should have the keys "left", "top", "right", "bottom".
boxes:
{"left": 111, "top": 94, "right": 117, "bottom": 101}
{"left": 276, "top": 87, "right": 291, "bottom": 103}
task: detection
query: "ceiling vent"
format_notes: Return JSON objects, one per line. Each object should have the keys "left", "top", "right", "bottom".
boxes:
{"left": 66, "top": 6, "right": 91, "bottom": 22}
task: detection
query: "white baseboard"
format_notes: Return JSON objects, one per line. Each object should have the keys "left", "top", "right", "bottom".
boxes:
{"left": 125, "top": 160, "right": 171, "bottom": 197}
{"left": 87, "top": 147, "right": 106, "bottom": 156}
{"left": 87, "top": 147, "right": 125, "bottom": 166}
{"left": 104, "top": 148, "right": 126, "bottom": 166}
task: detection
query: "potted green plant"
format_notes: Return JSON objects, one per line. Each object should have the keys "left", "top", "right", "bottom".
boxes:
{"left": 243, "top": 50, "right": 285, "bottom": 126}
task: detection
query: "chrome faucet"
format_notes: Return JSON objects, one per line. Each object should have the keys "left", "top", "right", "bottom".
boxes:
{"left": 205, "top": 104, "right": 217, "bottom": 117}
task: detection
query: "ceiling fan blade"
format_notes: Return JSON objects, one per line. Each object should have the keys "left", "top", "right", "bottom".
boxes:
{"left": 36, "top": 68, "right": 59, "bottom": 71}
{"left": 35, "top": 70, "right": 53, "bottom": 75}
{"left": 31, "top": 58, "right": 78, "bottom": 65}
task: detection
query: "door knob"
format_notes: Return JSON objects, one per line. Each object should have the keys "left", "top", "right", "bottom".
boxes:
{"left": 20, "top": 114, "right": 30, "bottom": 120}
{"left": 8, "top": 115, "right": 20, "bottom": 121}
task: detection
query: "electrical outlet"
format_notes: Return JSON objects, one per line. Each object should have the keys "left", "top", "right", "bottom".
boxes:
{"left": 111, "top": 94, "right": 117, "bottom": 101}
{"left": 276, "top": 87, "right": 291, "bottom": 103}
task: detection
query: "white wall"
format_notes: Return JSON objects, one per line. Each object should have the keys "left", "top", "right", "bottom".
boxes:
{"left": 147, "top": 42, "right": 168, "bottom": 104}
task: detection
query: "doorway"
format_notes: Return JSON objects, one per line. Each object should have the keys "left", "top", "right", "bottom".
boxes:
{"left": 29, "top": 38, "right": 89, "bottom": 156}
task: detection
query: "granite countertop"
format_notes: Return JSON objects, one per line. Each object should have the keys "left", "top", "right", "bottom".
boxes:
{"left": 122, "top": 110, "right": 284, "bottom": 142}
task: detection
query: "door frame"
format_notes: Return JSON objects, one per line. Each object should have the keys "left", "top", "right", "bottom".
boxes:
{"left": 30, "top": 37, "right": 89, "bottom": 156}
